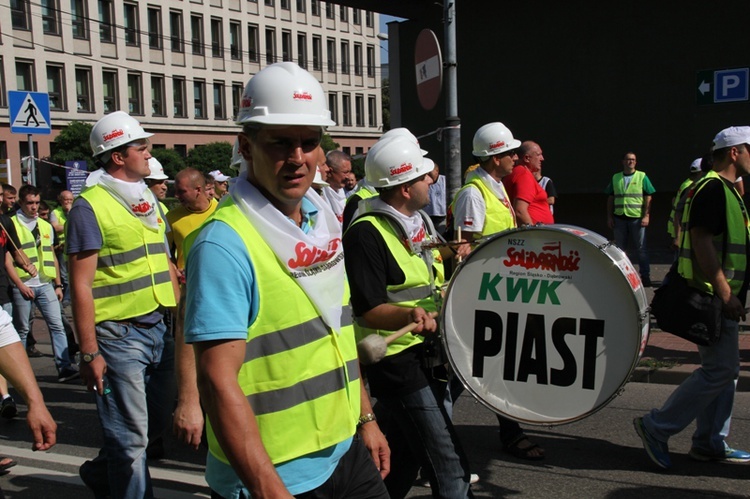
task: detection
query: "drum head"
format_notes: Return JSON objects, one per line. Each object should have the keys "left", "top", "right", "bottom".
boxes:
{"left": 442, "top": 225, "right": 649, "bottom": 425}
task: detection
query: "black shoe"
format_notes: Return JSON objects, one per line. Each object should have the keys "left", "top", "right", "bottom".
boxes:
{"left": 0, "top": 397, "right": 17, "bottom": 420}
{"left": 58, "top": 367, "right": 80, "bottom": 383}
{"left": 26, "top": 346, "right": 43, "bottom": 358}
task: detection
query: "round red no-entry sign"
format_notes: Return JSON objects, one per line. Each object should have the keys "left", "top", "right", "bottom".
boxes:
{"left": 414, "top": 29, "right": 443, "bottom": 111}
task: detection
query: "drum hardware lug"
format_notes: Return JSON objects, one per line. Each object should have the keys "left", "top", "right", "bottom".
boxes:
{"left": 597, "top": 241, "right": 614, "bottom": 251}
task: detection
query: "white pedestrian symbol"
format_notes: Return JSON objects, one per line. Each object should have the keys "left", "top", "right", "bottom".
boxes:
{"left": 11, "top": 93, "right": 49, "bottom": 130}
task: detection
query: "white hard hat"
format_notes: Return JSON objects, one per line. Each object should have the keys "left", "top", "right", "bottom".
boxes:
{"left": 472, "top": 122, "right": 521, "bottom": 158}
{"left": 236, "top": 62, "right": 335, "bottom": 128}
{"left": 313, "top": 166, "right": 330, "bottom": 188}
{"left": 380, "top": 127, "right": 428, "bottom": 155}
{"left": 146, "top": 158, "right": 168, "bottom": 180}
{"left": 365, "top": 136, "right": 435, "bottom": 188}
{"left": 90, "top": 111, "right": 154, "bottom": 157}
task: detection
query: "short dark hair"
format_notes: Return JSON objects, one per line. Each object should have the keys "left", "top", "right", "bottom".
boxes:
{"left": 2, "top": 184, "right": 16, "bottom": 195}
{"left": 18, "top": 184, "right": 40, "bottom": 201}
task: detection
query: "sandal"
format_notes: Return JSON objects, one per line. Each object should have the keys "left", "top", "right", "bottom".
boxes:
{"left": 503, "top": 435, "right": 545, "bottom": 461}
{"left": 0, "top": 457, "right": 17, "bottom": 472}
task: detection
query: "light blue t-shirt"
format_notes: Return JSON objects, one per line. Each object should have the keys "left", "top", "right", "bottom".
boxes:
{"left": 183, "top": 199, "right": 351, "bottom": 498}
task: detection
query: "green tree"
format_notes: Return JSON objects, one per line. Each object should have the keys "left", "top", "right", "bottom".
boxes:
{"left": 185, "top": 142, "right": 233, "bottom": 175}
{"left": 381, "top": 78, "right": 390, "bottom": 131}
{"left": 150, "top": 148, "right": 185, "bottom": 179}
{"left": 48, "top": 121, "right": 95, "bottom": 170}
{"left": 320, "top": 133, "right": 340, "bottom": 153}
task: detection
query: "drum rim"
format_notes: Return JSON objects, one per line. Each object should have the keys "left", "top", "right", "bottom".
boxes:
{"left": 440, "top": 224, "right": 650, "bottom": 426}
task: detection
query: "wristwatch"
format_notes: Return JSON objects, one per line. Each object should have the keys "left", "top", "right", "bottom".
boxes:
{"left": 357, "top": 413, "right": 377, "bottom": 428}
{"left": 53, "top": 284, "right": 63, "bottom": 289}
{"left": 81, "top": 351, "right": 101, "bottom": 363}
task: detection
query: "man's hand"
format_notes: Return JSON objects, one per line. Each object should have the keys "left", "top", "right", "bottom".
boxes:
{"left": 24, "top": 263, "right": 37, "bottom": 278}
{"left": 358, "top": 421, "right": 390, "bottom": 479}
{"left": 54, "top": 286, "right": 63, "bottom": 302}
{"left": 641, "top": 213, "right": 650, "bottom": 227}
{"left": 18, "top": 284, "right": 34, "bottom": 301}
{"left": 27, "top": 402, "right": 57, "bottom": 451}
{"left": 409, "top": 307, "right": 437, "bottom": 335}
{"left": 80, "top": 356, "right": 107, "bottom": 395}
{"left": 722, "top": 294, "right": 746, "bottom": 322}
{"left": 607, "top": 216, "right": 615, "bottom": 230}
{"left": 173, "top": 399, "right": 204, "bottom": 450}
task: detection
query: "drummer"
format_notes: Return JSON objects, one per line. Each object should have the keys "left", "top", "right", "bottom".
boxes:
{"left": 449, "top": 122, "right": 546, "bottom": 461}
{"left": 343, "top": 134, "right": 474, "bottom": 498}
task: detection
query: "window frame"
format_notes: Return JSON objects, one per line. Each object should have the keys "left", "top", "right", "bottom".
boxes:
{"left": 47, "top": 64, "right": 67, "bottom": 111}
{"left": 127, "top": 72, "right": 144, "bottom": 115}
{"left": 102, "top": 69, "right": 119, "bottom": 113}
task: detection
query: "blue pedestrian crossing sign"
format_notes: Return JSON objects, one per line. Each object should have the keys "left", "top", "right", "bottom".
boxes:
{"left": 9, "top": 91, "right": 51, "bottom": 135}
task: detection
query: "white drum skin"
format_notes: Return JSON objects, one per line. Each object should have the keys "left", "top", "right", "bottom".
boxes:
{"left": 441, "top": 225, "right": 650, "bottom": 425}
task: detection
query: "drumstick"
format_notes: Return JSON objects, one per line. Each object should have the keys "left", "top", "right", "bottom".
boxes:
{"left": 357, "top": 311, "right": 439, "bottom": 365}
{"left": 457, "top": 227, "right": 462, "bottom": 263}
{"left": 0, "top": 219, "right": 33, "bottom": 268}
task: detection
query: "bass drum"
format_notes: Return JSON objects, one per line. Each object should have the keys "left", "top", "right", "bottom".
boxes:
{"left": 441, "top": 225, "right": 649, "bottom": 425}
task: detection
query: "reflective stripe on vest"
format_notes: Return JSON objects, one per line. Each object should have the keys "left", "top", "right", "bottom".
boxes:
{"left": 12, "top": 216, "right": 57, "bottom": 281}
{"left": 351, "top": 213, "right": 443, "bottom": 357}
{"left": 677, "top": 171, "right": 750, "bottom": 295}
{"left": 667, "top": 178, "right": 694, "bottom": 237}
{"left": 612, "top": 171, "right": 646, "bottom": 217}
{"left": 79, "top": 185, "right": 175, "bottom": 323}
{"left": 193, "top": 199, "right": 360, "bottom": 466}
{"left": 452, "top": 177, "right": 516, "bottom": 237}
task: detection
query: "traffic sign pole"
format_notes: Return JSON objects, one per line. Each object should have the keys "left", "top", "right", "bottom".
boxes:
{"left": 27, "top": 134, "right": 36, "bottom": 186}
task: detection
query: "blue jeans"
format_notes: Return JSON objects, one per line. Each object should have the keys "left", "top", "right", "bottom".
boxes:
{"left": 643, "top": 317, "right": 739, "bottom": 454}
{"left": 613, "top": 216, "right": 650, "bottom": 279}
{"left": 379, "top": 380, "right": 473, "bottom": 499}
{"left": 12, "top": 283, "right": 72, "bottom": 372}
{"left": 89, "top": 320, "right": 176, "bottom": 499}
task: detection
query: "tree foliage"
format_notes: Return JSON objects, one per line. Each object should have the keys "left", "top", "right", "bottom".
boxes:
{"left": 150, "top": 148, "right": 185, "bottom": 179}
{"left": 321, "top": 133, "right": 340, "bottom": 153}
{"left": 381, "top": 78, "right": 390, "bottom": 132}
{"left": 48, "top": 121, "right": 96, "bottom": 170}
{"left": 185, "top": 142, "right": 234, "bottom": 175}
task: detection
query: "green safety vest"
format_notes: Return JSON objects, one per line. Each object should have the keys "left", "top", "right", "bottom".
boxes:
{"left": 451, "top": 176, "right": 516, "bottom": 237}
{"left": 677, "top": 171, "right": 750, "bottom": 295}
{"left": 350, "top": 210, "right": 444, "bottom": 357}
{"left": 78, "top": 185, "right": 175, "bottom": 323}
{"left": 345, "top": 182, "right": 378, "bottom": 207}
{"left": 52, "top": 206, "right": 68, "bottom": 248}
{"left": 612, "top": 171, "right": 646, "bottom": 217}
{"left": 194, "top": 198, "right": 360, "bottom": 465}
{"left": 667, "top": 177, "right": 694, "bottom": 238}
{"left": 12, "top": 216, "right": 57, "bottom": 281}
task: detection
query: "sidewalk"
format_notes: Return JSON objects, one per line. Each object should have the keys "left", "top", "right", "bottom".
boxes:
{"left": 630, "top": 259, "right": 750, "bottom": 391}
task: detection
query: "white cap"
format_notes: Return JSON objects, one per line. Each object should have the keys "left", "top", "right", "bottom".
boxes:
{"left": 312, "top": 166, "right": 329, "bottom": 188}
{"left": 712, "top": 126, "right": 750, "bottom": 151}
{"left": 146, "top": 158, "right": 169, "bottom": 180}
{"left": 209, "top": 170, "right": 230, "bottom": 182}
{"left": 689, "top": 158, "right": 702, "bottom": 173}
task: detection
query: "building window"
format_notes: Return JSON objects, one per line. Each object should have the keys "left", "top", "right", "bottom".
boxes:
{"left": 102, "top": 70, "right": 118, "bottom": 113}
{"left": 342, "top": 93, "right": 351, "bottom": 126}
{"left": 281, "top": 0, "right": 290, "bottom": 10}
{"left": 354, "top": 44, "right": 362, "bottom": 76}
{"left": 232, "top": 83, "right": 243, "bottom": 119}
{"left": 230, "top": 22, "right": 241, "bottom": 60}
{"left": 248, "top": 24, "right": 259, "bottom": 62}
{"left": 191, "top": 15, "right": 204, "bottom": 56}
{"left": 124, "top": 3, "right": 140, "bottom": 47}
{"left": 47, "top": 65, "right": 66, "bottom": 111}
{"left": 42, "top": 0, "right": 60, "bottom": 35}
{"left": 0, "top": 59, "right": 5, "bottom": 108}
{"left": 265, "top": 28, "right": 276, "bottom": 65}
{"left": 340, "top": 41, "right": 349, "bottom": 74}
{"left": 127, "top": 73, "right": 143, "bottom": 115}
{"left": 352, "top": 8, "right": 360, "bottom": 25}
{"left": 71, "top": 0, "right": 88, "bottom": 39}
{"left": 11, "top": 0, "right": 30, "bottom": 31}
{"left": 264, "top": 0, "right": 274, "bottom": 6}
{"left": 148, "top": 7, "right": 162, "bottom": 49}
{"left": 296, "top": 0, "right": 305, "bottom": 13}
{"left": 328, "top": 92, "right": 337, "bottom": 124}
{"left": 211, "top": 18, "right": 223, "bottom": 58}
{"left": 367, "top": 45, "right": 375, "bottom": 77}
{"left": 325, "top": 2, "right": 333, "bottom": 19}
{"left": 312, "top": 36, "right": 322, "bottom": 71}
{"left": 75, "top": 67, "right": 93, "bottom": 112}
{"left": 365, "top": 10, "right": 374, "bottom": 28}
{"left": 213, "top": 82, "right": 226, "bottom": 119}
{"left": 194, "top": 80, "right": 206, "bottom": 118}
{"left": 174, "top": 144, "right": 187, "bottom": 157}
{"left": 282, "top": 31, "right": 292, "bottom": 62}
{"left": 339, "top": 5, "right": 347, "bottom": 22}
{"left": 355, "top": 94, "right": 364, "bottom": 127}
{"left": 16, "top": 61, "right": 35, "bottom": 91}
{"left": 297, "top": 33, "right": 307, "bottom": 69}
{"left": 326, "top": 38, "right": 335, "bottom": 73}
{"left": 368, "top": 95, "right": 377, "bottom": 127}
{"left": 99, "top": 0, "right": 115, "bottom": 43}
{"left": 310, "top": 0, "right": 319, "bottom": 16}
{"left": 151, "top": 75, "right": 165, "bottom": 116}
{"left": 173, "top": 77, "right": 186, "bottom": 117}
{"left": 170, "top": 11, "right": 184, "bottom": 53}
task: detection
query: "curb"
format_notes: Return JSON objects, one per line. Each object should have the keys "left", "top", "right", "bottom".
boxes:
{"left": 630, "top": 365, "right": 750, "bottom": 392}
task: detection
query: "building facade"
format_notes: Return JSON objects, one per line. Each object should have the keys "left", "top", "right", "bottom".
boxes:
{"left": 0, "top": 0, "right": 383, "bottom": 182}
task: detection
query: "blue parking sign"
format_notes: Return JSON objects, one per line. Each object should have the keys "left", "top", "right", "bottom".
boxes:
{"left": 9, "top": 91, "right": 51, "bottom": 135}
{"left": 714, "top": 69, "right": 749, "bottom": 103}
